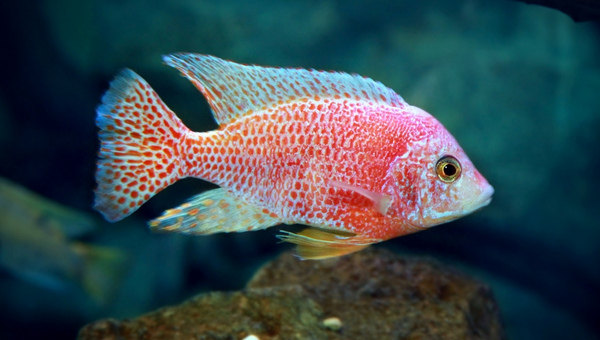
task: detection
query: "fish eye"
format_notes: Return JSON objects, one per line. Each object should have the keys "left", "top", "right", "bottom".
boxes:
{"left": 436, "top": 156, "right": 461, "bottom": 183}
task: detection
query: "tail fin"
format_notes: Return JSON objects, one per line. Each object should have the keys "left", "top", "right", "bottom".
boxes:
{"left": 94, "top": 69, "right": 190, "bottom": 221}
{"left": 72, "top": 242, "right": 128, "bottom": 304}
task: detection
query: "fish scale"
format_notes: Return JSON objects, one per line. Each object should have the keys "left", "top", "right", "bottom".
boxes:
{"left": 94, "top": 53, "right": 493, "bottom": 259}
{"left": 187, "top": 101, "right": 404, "bottom": 228}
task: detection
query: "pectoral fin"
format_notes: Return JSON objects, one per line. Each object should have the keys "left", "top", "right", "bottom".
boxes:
{"left": 277, "top": 228, "right": 372, "bottom": 260}
{"left": 329, "top": 180, "right": 392, "bottom": 215}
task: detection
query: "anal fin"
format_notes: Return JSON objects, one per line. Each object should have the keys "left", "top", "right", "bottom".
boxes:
{"left": 277, "top": 228, "right": 373, "bottom": 260}
{"left": 150, "top": 188, "right": 280, "bottom": 235}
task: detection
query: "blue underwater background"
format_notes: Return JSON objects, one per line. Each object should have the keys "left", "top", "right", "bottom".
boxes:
{"left": 0, "top": 0, "right": 599, "bottom": 339}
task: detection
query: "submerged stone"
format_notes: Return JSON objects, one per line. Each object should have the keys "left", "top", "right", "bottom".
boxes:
{"left": 78, "top": 248, "right": 505, "bottom": 339}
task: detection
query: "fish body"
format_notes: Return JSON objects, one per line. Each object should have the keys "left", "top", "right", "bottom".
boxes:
{"left": 94, "top": 54, "right": 493, "bottom": 259}
{"left": 0, "top": 177, "right": 126, "bottom": 302}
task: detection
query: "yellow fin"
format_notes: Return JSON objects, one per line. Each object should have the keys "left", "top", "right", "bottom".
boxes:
{"left": 72, "top": 242, "right": 128, "bottom": 304}
{"left": 277, "top": 228, "right": 371, "bottom": 260}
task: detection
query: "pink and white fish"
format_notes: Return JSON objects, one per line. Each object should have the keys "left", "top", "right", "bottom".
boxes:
{"left": 94, "top": 54, "right": 494, "bottom": 259}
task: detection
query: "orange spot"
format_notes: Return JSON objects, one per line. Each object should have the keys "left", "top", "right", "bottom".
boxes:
{"left": 202, "top": 199, "right": 215, "bottom": 207}
{"left": 187, "top": 208, "right": 200, "bottom": 216}
{"left": 117, "top": 197, "right": 126, "bottom": 204}
{"left": 213, "top": 87, "right": 223, "bottom": 98}
{"left": 125, "top": 150, "right": 141, "bottom": 156}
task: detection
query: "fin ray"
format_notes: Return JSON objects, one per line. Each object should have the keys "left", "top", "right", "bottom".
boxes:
{"left": 163, "top": 53, "right": 407, "bottom": 126}
{"left": 94, "top": 69, "right": 190, "bottom": 221}
{"left": 277, "top": 228, "right": 373, "bottom": 260}
{"left": 329, "top": 180, "right": 392, "bottom": 215}
{"left": 150, "top": 188, "right": 280, "bottom": 234}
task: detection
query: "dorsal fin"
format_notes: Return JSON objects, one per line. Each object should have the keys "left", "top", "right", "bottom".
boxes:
{"left": 163, "top": 53, "right": 407, "bottom": 126}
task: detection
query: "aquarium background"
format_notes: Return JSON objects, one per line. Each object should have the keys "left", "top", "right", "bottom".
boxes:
{"left": 0, "top": 0, "right": 599, "bottom": 339}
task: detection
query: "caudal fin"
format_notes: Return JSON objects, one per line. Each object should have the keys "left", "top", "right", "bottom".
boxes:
{"left": 94, "top": 69, "right": 190, "bottom": 222}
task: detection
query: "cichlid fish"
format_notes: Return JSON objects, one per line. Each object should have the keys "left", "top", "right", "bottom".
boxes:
{"left": 94, "top": 54, "right": 493, "bottom": 260}
{"left": 0, "top": 177, "right": 126, "bottom": 303}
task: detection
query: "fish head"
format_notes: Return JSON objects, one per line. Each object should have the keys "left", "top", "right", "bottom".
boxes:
{"left": 387, "top": 106, "right": 494, "bottom": 229}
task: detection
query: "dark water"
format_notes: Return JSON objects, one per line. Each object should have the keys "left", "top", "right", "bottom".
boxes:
{"left": 0, "top": 0, "right": 599, "bottom": 339}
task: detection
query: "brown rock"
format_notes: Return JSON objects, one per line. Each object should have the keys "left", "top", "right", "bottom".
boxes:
{"left": 78, "top": 248, "right": 505, "bottom": 340}
{"left": 78, "top": 286, "right": 327, "bottom": 340}
{"left": 249, "top": 247, "right": 505, "bottom": 340}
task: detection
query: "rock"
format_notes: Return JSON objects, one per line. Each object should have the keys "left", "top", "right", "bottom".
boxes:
{"left": 78, "top": 286, "right": 327, "bottom": 340}
{"left": 78, "top": 248, "right": 505, "bottom": 340}
{"left": 248, "top": 247, "right": 505, "bottom": 340}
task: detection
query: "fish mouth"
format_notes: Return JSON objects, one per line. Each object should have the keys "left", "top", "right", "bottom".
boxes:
{"left": 418, "top": 183, "right": 495, "bottom": 227}
{"left": 469, "top": 184, "right": 494, "bottom": 212}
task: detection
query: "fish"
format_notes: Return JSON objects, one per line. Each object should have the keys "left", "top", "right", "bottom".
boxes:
{"left": 0, "top": 177, "right": 127, "bottom": 303}
{"left": 94, "top": 53, "right": 494, "bottom": 260}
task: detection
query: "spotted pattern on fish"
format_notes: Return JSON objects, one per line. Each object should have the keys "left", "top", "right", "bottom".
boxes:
{"left": 163, "top": 54, "right": 407, "bottom": 126}
{"left": 95, "top": 72, "right": 189, "bottom": 220}
{"left": 94, "top": 54, "right": 494, "bottom": 259}
{"left": 180, "top": 99, "right": 441, "bottom": 239}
